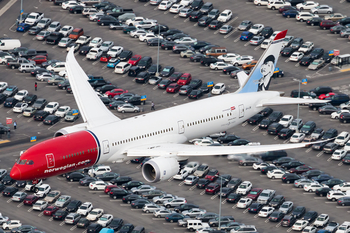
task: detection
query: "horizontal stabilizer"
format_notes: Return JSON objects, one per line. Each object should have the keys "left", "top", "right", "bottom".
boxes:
{"left": 258, "top": 96, "right": 329, "bottom": 107}
{"left": 237, "top": 71, "right": 249, "bottom": 88}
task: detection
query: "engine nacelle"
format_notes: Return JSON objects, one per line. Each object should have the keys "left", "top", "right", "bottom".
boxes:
{"left": 142, "top": 157, "right": 179, "bottom": 183}
{"left": 54, "top": 123, "right": 88, "bottom": 137}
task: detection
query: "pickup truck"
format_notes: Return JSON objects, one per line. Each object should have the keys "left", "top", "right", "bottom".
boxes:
{"left": 106, "top": 8, "right": 133, "bottom": 18}
{"left": 19, "top": 49, "right": 48, "bottom": 59}
{"left": 76, "top": 35, "right": 92, "bottom": 45}
{"left": 6, "top": 58, "right": 35, "bottom": 69}
{"left": 25, "top": 12, "right": 44, "bottom": 26}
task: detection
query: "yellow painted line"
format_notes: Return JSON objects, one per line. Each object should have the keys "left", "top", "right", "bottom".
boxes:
{"left": 0, "top": 140, "right": 10, "bottom": 144}
{"left": 340, "top": 68, "right": 350, "bottom": 72}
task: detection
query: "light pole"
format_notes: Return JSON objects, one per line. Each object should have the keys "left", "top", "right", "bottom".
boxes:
{"left": 156, "top": 23, "right": 160, "bottom": 76}
{"left": 20, "top": 0, "right": 23, "bottom": 23}
{"left": 218, "top": 176, "right": 223, "bottom": 229}
{"left": 293, "top": 78, "right": 307, "bottom": 132}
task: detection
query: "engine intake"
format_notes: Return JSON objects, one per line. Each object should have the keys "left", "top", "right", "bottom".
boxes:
{"left": 142, "top": 157, "right": 179, "bottom": 183}
{"left": 54, "top": 123, "right": 88, "bottom": 137}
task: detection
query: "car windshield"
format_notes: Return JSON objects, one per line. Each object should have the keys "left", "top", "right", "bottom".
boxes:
{"left": 58, "top": 197, "right": 66, "bottom": 201}
{"left": 90, "top": 211, "right": 98, "bottom": 215}
{"left": 221, "top": 13, "right": 227, "bottom": 16}
{"left": 80, "top": 206, "right": 87, "bottom": 209}
{"left": 239, "top": 184, "right": 246, "bottom": 189}
{"left": 250, "top": 191, "right": 258, "bottom": 195}
{"left": 38, "top": 187, "right": 45, "bottom": 191}
{"left": 281, "top": 203, "right": 289, "bottom": 208}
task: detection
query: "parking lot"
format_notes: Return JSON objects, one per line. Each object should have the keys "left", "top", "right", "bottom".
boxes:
{"left": 1, "top": 0, "right": 350, "bottom": 232}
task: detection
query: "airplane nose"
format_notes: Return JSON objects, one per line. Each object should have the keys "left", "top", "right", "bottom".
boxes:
{"left": 10, "top": 166, "right": 21, "bottom": 180}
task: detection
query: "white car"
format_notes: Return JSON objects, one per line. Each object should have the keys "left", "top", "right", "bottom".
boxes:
{"left": 333, "top": 182, "right": 350, "bottom": 192}
{"left": 62, "top": 1, "right": 84, "bottom": 10}
{"left": 331, "top": 150, "right": 347, "bottom": 160}
{"left": 267, "top": 169, "right": 285, "bottom": 179}
{"left": 194, "top": 139, "right": 215, "bottom": 146}
{"left": 97, "top": 214, "right": 113, "bottom": 227}
{"left": 253, "top": 162, "right": 271, "bottom": 170}
{"left": 114, "top": 62, "right": 131, "bottom": 74}
{"left": 302, "top": 226, "right": 317, "bottom": 233}
{"left": 327, "top": 190, "right": 346, "bottom": 201}
{"left": 107, "top": 46, "right": 123, "bottom": 58}
{"left": 218, "top": 53, "right": 240, "bottom": 63}
{"left": 236, "top": 198, "right": 253, "bottom": 209}
{"left": 217, "top": 9, "right": 232, "bottom": 22}
{"left": 331, "top": 110, "right": 350, "bottom": 119}
{"left": 236, "top": 181, "right": 252, "bottom": 195}
{"left": 278, "top": 115, "right": 293, "bottom": 127}
{"left": 0, "top": 82, "right": 8, "bottom": 92}
{"left": 14, "top": 90, "right": 28, "bottom": 101}
{"left": 334, "top": 131, "right": 350, "bottom": 146}
{"left": 296, "top": 1, "right": 319, "bottom": 10}
{"left": 292, "top": 220, "right": 309, "bottom": 231}
{"left": 86, "top": 48, "right": 103, "bottom": 60}
{"left": 258, "top": 206, "right": 274, "bottom": 217}
{"left": 88, "top": 37, "right": 103, "bottom": 48}
{"left": 249, "top": 24, "right": 264, "bottom": 34}
{"left": 33, "top": 200, "right": 48, "bottom": 211}
{"left": 46, "top": 62, "right": 66, "bottom": 73}
{"left": 267, "top": 1, "right": 291, "bottom": 10}
{"left": 313, "top": 214, "right": 329, "bottom": 228}
{"left": 130, "top": 29, "right": 147, "bottom": 38}
{"left": 139, "top": 33, "right": 161, "bottom": 42}
{"left": 183, "top": 162, "right": 200, "bottom": 173}
{"left": 296, "top": 12, "right": 318, "bottom": 22}
{"left": 290, "top": 133, "right": 306, "bottom": 143}
{"left": 2, "top": 220, "right": 21, "bottom": 230}
{"left": 174, "top": 37, "right": 197, "bottom": 44}
{"left": 261, "top": 39, "right": 271, "bottom": 49}
{"left": 34, "top": 184, "right": 51, "bottom": 197}
{"left": 231, "top": 55, "right": 254, "bottom": 66}
{"left": 44, "top": 102, "right": 59, "bottom": 114}
{"left": 210, "top": 62, "right": 232, "bottom": 70}
{"left": 86, "top": 208, "right": 104, "bottom": 221}
{"left": 158, "top": 1, "right": 173, "bottom": 10}
{"left": 304, "top": 182, "right": 326, "bottom": 192}
{"left": 13, "top": 102, "right": 28, "bottom": 113}
{"left": 169, "top": 4, "right": 185, "bottom": 13}
{"left": 125, "top": 17, "right": 146, "bottom": 26}
{"left": 180, "top": 0, "right": 193, "bottom": 6}
{"left": 211, "top": 83, "right": 226, "bottom": 95}
{"left": 89, "top": 180, "right": 110, "bottom": 190}
{"left": 77, "top": 202, "right": 93, "bottom": 216}
{"left": 173, "top": 169, "right": 189, "bottom": 180}
{"left": 89, "top": 12, "right": 104, "bottom": 21}
{"left": 55, "top": 106, "right": 71, "bottom": 118}
{"left": 59, "top": 25, "right": 73, "bottom": 36}
{"left": 254, "top": 0, "right": 268, "bottom": 6}
{"left": 290, "top": 52, "right": 304, "bottom": 62}
{"left": 298, "top": 41, "right": 314, "bottom": 53}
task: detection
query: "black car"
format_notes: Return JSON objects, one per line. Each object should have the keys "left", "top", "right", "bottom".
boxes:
{"left": 318, "top": 105, "right": 338, "bottom": 114}
{"left": 15, "top": 180, "right": 26, "bottom": 188}
{"left": 173, "top": 44, "right": 194, "bottom": 53}
{"left": 53, "top": 210, "right": 68, "bottom": 220}
{"left": 96, "top": 15, "right": 117, "bottom": 26}
{"left": 87, "top": 223, "right": 103, "bottom": 233}
{"left": 69, "top": 5, "right": 84, "bottom": 13}
{"left": 259, "top": 107, "right": 273, "bottom": 117}
{"left": 189, "top": 79, "right": 202, "bottom": 89}
{"left": 282, "top": 173, "right": 301, "bottom": 183}
{"left": 122, "top": 181, "right": 144, "bottom": 190}
{"left": 79, "top": 46, "right": 92, "bottom": 56}
{"left": 119, "top": 50, "right": 133, "bottom": 61}
{"left": 248, "top": 203, "right": 263, "bottom": 213}
{"left": 2, "top": 187, "right": 18, "bottom": 197}
{"left": 147, "top": 64, "right": 162, "bottom": 75}
{"left": 3, "top": 86, "right": 18, "bottom": 97}
{"left": 208, "top": 20, "right": 223, "bottom": 30}
{"left": 269, "top": 195, "right": 285, "bottom": 208}
{"left": 161, "top": 40, "right": 176, "bottom": 50}
{"left": 281, "top": 161, "right": 305, "bottom": 169}
{"left": 158, "top": 79, "right": 172, "bottom": 89}
{"left": 228, "top": 139, "right": 250, "bottom": 146}
{"left": 108, "top": 218, "right": 123, "bottom": 231}
{"left": 95, "top": 85, "right": 118, "bottom": 94}
{"left": 217, "top": 134, "right": 240, "bottom": 144}
{"left": 160, "top": 29, "right": 182, "bottom": 37}
{"left": 119, "top": 223, "right": 134, "bottom": 233}
{"left": 179, "top": 85, "right": 193, "bottom": 95}
{"left": 330, "top": 25, "right": 346, "bottom": 34}
{"left": 149, "top": 24, "right": 169, "bottom": 34}
{"left": 189, "top": 11, "right": 204, "bottom": 22}
{"left": 4, "top": 97, "right": 19, "bottom": 108}
{"left": 96, "top": 172, "right": 119, "bottom": 181}
{"left": 299, "top": 56, "right": 314, "bottom": 66}
{"left": 322, "top": 128, "right": 338, "bottom": 140}
{"left": 43, "top": 115, "right": 59, "bottom": 125}
{"left": 11, "top": 225, "right": 37, "bottom": 233}
{"left": 196, "top": 178, "right": 211, "bottom": 188}
{"left": 23, "top": 94, "right": 37, "bottom": 105}
{"left": 260, "top": 26, "right": 274, "bottom": 38}
{"left": 281, "top": 215, "right": 297, "bottom": 227}
{"left": 66, "top": 172, "right": 86, "bottom": 182}
{"left": 310, "top": 48, "right": 324, "bottom": 59}
{"left": 219, "top": 187, "right": 234, "bottom": 197}
{"left": 302, "top": 211, "right": 318, "bottom": 222}
{"left": 109, "top": 188, "right": 131, "bottom": 199}
{"left": 147, "top": 38, "right": 164, "bottom": 46}
{"left": 167, "top": 33, "right": 189, "bottom": 41}
{"left": 199, "top": 83, "right": 213, "bottom": 93}
{"left": 278, "top": 128, "right": 295, "bottom": 139}
{"left": 300, "top": 121, "right": 316, "bottom": 134}
{"left": 226, "top": 178, "right": 242, "bottom": 190}
{"left": 267, "top": 111, "right": 283, "bottom": 122}
{"left": 198, "top": 16, "right": 213, "bottom": 27}
{"left": 189, "top": 90, "right": 203, "bottom": 99}
{"left": 248, "top": 114, "right": 264, "bottom": 125}
{"left": 160, "top": 66, "right": 175, "bottom": 77}
{"left": 312, "top": 141, "right": 327, "bottom": 151}
{"left": 290, "top": 37, "right": 303, "bottom": 49}
{"left": 226, "top": 193, "right": 242, "bottom": 203}
{"left": 269, "top": 211, "right": 285, "bottom": 222}
{"left": 321, "top": 53, "right": 334, "bottom": 63}
{"left": 131, "top": 199, "right": 150, "bottom": 208}
{"left": 280, "top": 47, "right": 296, "bottom": 57}
{"left": 66, "top": 200, "right": 82, "bottom": 212}
{"left": 200, "top": 56, "right": 220, "bottom": 66}
{"left": 46, "top": 32, "right": 64, "bottom": 45}
{"left": 141, "top": 190, "right": 165, "bottom": 199}
{"left": 79, "top": 177, "right": 98, "bottom": 186}
{"left": 313, "top": 174, "right": 333, "bottom": 183}
{"left": 189, "top": 41, "right": 211, "bottom": 50}
{"left": 135, "top": 72, "right": 151, "bottom": 84}
{"left": 321, "top": 179, "right": 344, "bottom": 188}
{"left": 340, "top": 112, "right": 350, "bottom": 123}
{"left": 33, "top": 110, "right": 50, "bottom": 121}
{"left": 292, "top": 206, "right": 306, "bottom": 218}
{"left": 323, "top": 143, "right": 338, "bottom": 154}
{"left": 28, "top": 26, "right": 42, "bottom": 35}
{"left": 2, "top": 174, "right": 15, "bottom": 185}
{"left": 260, "top": 165, "right": 278, "bottom": 175}
{"left": 174, "top": 203, "right": 199, "bottom": 213}
{"left": 76, "top": 218, "right": 90, "bottom": 229}
{"left": 267, "top": 123, "right": 283, "bottom": 135}
{"left": 306, "top": 17, "right": 323, "bottom": 26}
{"left": 0, "top": 94, "right": 7, "bottom": 104}
{"left": 196, "top": 212, "right": 218, "bottom": 222}
{"left": 338, "top": 197, "right": 350, "bottom": 206}
{"left": 122, "top": 194, "right": 144, "bottom": 203}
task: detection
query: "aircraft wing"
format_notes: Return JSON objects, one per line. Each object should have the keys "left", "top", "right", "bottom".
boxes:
{"left": 258, "top": 96, "right": 329, "bottom": 107}
{"left": 126, "top": 142, "right": 317, "bottom": 157}
{"left": 66, "top": 49, "right": 121, "bottom": 127}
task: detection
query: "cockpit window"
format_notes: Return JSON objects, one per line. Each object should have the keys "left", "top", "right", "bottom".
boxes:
{"left": 17, "top": 159, "right": 27, "bottom": 165}
{"left": 26, "top": 160, "right": 34, "bottom": 165}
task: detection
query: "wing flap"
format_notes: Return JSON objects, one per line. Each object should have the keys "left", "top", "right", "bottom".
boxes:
{"left": 66, "top": 49, "right": 120, "bottom": 126}
{"left": 258, "top": 96, "right": 329, "bottom": 107}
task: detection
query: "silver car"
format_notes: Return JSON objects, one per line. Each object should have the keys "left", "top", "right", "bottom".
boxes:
{"left": 182, "top": 208, "right": 206, "bottom": 217}
{"left": 163, "top": 197, "right": 187, "bottom": 208}
{"left": 148, "top": 76, "right": 162, "bottom": 85}
{"left": 153, "top": 209, "right": 175, "bottom": 218}
{"left": 279, "top": 201, "right": 293, "bottom": 214}
{"left": 310, "top": 5, "right": 333, "bottom": 14}
{"left": 153, "top": 194, "right": 177, "bottom": 204}
{"left": 12, "top": 192, "right": 27, "bottom": 202}
{"left": 131, "top": 185, "right": 156, "bottom": 194}
{"left": 249, "top": 36, "right": 264, "bottom": 46}
{"left": 117, "top": 104, "right": 140, "bottom": 113}
{"left": 55, "top": 195, "right": 71, "bottom": 207}
{"left": 58, "top": 37, "right": 73, "bottom": 48}
{"left": 294, "top": 179, "right": 313, "bottom": 188}
{"left": 193, "top": 164, "right": 209, "bottom": 177}
{"left": 184, "top": 175, "right": 199, "bottom": 185}
{"left": 142, "top": 203, "right": 165, "bottom": 213}
{"left": 289, "top": 119, "right": 303, "bottom": 131}
{"left": 308, "top": 59, "right": 325, "bottom": 70}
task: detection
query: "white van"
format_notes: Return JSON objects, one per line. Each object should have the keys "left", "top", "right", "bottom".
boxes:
{"left": 88, "top": 165, "right": 111, "bottom": 177}
{"left": 0, "top": 39, "right": 21, "bottom": 51}
{"left": 187, "top": 220, "right": 209, "bottom": 231}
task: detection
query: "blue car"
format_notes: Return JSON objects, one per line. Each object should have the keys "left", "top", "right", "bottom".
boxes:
{"left": 282, "top": 10, "right": 299, "bottom": 18}
{"left": 106, "top": 58, "right": 121, "bottom": 68}
{"left": 165, "top": 213, "right": 185, "bottom": 222}
{"left": 16, "top": 23, "right": 31, "bottom": 32}
{"left": 240, "top": 31, "right": 253, "bottom": 41}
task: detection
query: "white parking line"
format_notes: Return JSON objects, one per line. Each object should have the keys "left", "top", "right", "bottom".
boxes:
{"left": 200, "top": 190, "right": 205, "bottom": 195}
{"left": 316, "top": 151, "right": 324, "bottom": 157}
{"left": 244, "top": 42, "right": 250, "bottom": 47}
{"left": 233, "top": 37, "right": 240, "bottom": 42}
{"left": 254, "top": 46, "right": 261, "bottom": 51}
{"left": 338, "top": 162, "right": 343, "bottom": 166}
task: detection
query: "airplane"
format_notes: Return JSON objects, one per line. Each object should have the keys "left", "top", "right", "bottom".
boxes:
{"left": 10, "top": 30, "right": 327, "bottom": 183}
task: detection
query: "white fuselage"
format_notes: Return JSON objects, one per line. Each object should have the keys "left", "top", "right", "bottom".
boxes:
{"left": 88, "top": 91, "right": 280, "bottom": 163}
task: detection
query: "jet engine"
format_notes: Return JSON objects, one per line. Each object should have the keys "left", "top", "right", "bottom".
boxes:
{"left": 142, "top": 157, "right": 179, "bottom": 183}
{"left": 54, "top": 123, "right": 88, "bottom": 137}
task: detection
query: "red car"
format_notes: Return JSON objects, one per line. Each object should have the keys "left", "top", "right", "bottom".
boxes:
{"left": 205, "top": 169, "right": 219, "bottom": 182}
{"left": 105, "top": 89, "right": 128, "bottom": 98}
{"left": 318, "top": 92, "right": 335, "bottom": 100}
{"left": 23, "top": 195, "right": 40, "bottom": 206}
{"left": 43, "top": 205, "right": 60, "bottom": 216}
{"left": 177, "top": 73, "right": 192, "bottom": 86}
{"left": 166, "top": 83, "right": 181, "bottom": 93}
{"left": 100, "top": 55, "right": 112, "bottom": 63}
{"left": 246, "top": 188, "right": 263, "bottom": 201}
{"left": 29, "top": 55, "right": 47, "bottom": 65}
{"left": 289, "top": 165, "right": 313, "bottom": 174}
{"left": 205, "top": 183, "right": 220, "bottom": 195}
{"left": 105, "top": 185, "right": 118, "bottom": 194}
{"left": 319, "top": 20, "right": 336, "bottom": 30}
{"left": 128, "top": 55, "right": 142, "bottom": 66}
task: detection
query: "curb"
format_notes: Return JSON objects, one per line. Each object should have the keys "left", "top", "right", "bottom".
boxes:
{"left": 0, "top": 133, "right": 53, "bottom": 149}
